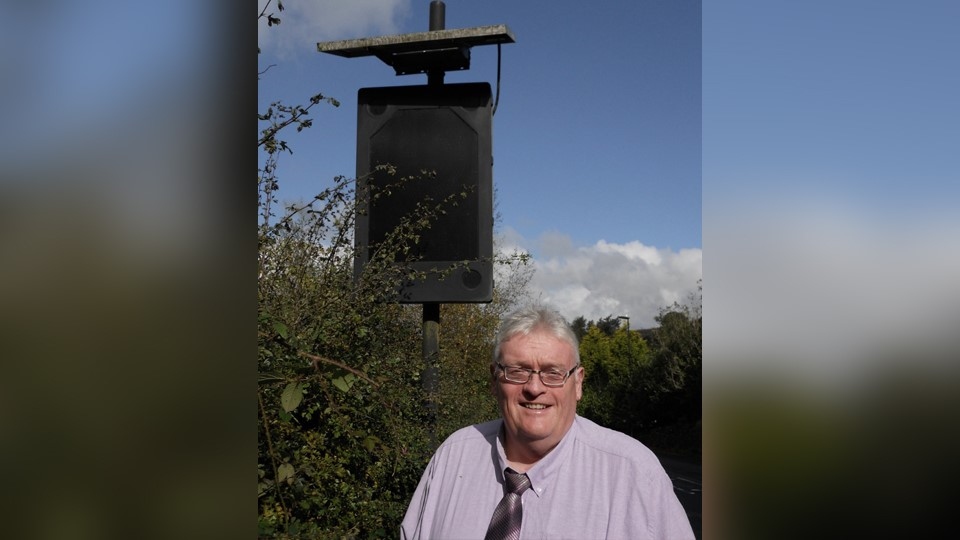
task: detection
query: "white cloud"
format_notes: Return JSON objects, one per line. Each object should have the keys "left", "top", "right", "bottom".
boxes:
{"left": 705, "top": 195, "right": 960, "bottom": 391}
{"left": 258, "top": 0, "right": 411, "bottom": 58}
{"left": 594, "top": 239, "right": 663, "bottom": 266}
{"left": 498, "top": 228, "right": 702, "bottom": 328}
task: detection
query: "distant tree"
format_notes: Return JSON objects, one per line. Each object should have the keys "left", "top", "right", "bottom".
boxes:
{"left": 576, "top": 283, "right": 701, "bottom": 456}
{"left": 578, "top": 325, "right": 651, "bottom": 437}
{"left": 641, "top": 282, "right": 702, "bottom": 454}
{"left": 570, "top": 316, "right": 588, "bottom": 342}
{"left": 592, "top": 315, "right": 622, "bottom": 336}
{"left": 649, "top": 294, "right": 702, "bottom": 425}
{"left": 578, "top": 326, "right": 616, "bottom": 427}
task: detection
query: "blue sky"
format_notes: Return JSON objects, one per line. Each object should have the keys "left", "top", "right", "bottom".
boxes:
{"left": 704, "top": 0, "right": 960, "bottom": 389}
{"left": 259, "top": 0, "right": 702, "bottom": 325}
{"left": 705, "top": 0, "right": 960, "bottom": 213}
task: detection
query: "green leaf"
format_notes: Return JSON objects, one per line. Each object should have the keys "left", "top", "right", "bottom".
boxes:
{"left": 280, "top": 381, "right": 304, "bottom": 412}
{"left": 277, "top": 463, "right": 294, "bottom": 483}
{"left": 363, "top": 435, "right": 382, "bottom": 453}
{"left": 331, "top": 373, "right": 356, "bottom": 393}
{"left": 273, "top": 321, "right": 288, "bottom": 340}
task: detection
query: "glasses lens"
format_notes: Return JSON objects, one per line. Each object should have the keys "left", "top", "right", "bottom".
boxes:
{"left": 542, "top": 372, "right": 565, "bottom": 385}
{"left": 499, "top": 365, "right": 573, "bottom": 386}
{"left": 503, "top": 367, "right": 528, "bottom": 383}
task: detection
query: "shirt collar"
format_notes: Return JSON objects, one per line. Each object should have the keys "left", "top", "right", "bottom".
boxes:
{"left": 494, "top": 416, "right": 581, "bottom": 498}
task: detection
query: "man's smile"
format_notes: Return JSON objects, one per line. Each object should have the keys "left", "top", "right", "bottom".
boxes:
{"left": 521, "top": 402, "right": 548, "bottom": 410}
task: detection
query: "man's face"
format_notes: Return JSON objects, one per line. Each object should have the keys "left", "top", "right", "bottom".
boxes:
{"left": 493, "top": 329, "right": 583, "bottom": 461}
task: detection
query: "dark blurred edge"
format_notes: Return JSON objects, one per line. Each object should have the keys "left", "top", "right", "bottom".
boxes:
{"left": 704, "top": 365, "right": 960, "bottom": 540}
{"left": 0, "top": 3, "right": 251, "bottom": 539}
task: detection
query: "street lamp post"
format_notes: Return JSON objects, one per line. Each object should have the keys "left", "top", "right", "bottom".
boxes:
{"left": 617, "top": 315, "right": 631, "bottom": 352}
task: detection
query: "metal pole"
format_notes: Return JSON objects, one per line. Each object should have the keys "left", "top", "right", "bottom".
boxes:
{"left": 423, "top": 302, "right": 440, "bottom": 435}
{"left": 429, "top": 0, "right": 445, "bottom": 31}
{"left": 423, "top": 1, "right": 445, "bottom": 437}
{"left": 618, "top": 315, "right": 631, "bottom": 353}
{"left": 428, "top": 1, "right": 446, "bottom": 85}
{"left": 626, "top": 317, "right": 631, "bottom": 354}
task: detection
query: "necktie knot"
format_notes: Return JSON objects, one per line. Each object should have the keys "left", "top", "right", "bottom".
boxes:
{"left": 504, "top": 468, "right": 531, "bottom": 495}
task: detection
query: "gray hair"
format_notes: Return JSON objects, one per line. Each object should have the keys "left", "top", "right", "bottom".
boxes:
{"left": 492, "top": 304, "right": 580, "bottom": 367}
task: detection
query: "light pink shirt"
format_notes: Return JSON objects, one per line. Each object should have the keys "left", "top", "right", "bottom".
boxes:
{"left": 401, "top": 415, "right": 695, "bottom": 540}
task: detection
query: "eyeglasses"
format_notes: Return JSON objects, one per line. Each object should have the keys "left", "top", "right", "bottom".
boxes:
{"left": 496, "top": 362, "right": 579, "bottom": 387}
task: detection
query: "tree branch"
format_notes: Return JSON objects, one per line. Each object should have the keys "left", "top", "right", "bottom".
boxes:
{"left": 259, "top": 63, "right": 277, "bottom": 78}
{"left": 258, "top": 100, "right": 314, "bottom": 149}
{"left": 299, "top": 351, "right": 380, "bottom": 387}
{"left": 258, "top": 0, "right": 274, "bottom": 21}
{"left": 257, "top": 388, "right": 289, "bottom": 519}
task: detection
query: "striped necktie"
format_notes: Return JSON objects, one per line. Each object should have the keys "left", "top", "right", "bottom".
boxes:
{"left": 484, "top": 468, "right": 531, "bottom": 540}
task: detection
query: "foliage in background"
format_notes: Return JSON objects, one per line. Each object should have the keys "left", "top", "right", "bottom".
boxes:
{"left": 579, "top": 325, "right": 652, "bottom": 436}
{"left": 577, "top": 283, "right": 702, "bottom": 457}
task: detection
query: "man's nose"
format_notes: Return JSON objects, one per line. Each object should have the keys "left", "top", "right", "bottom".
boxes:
{"left": 523, "top": 371, "right": 546, "bottom": 394}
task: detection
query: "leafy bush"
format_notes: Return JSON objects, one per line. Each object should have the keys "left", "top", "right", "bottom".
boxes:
{"left": 257, "top": 170, "right": 533, "bottom": 537}
{"left": 577, "top": 284, "right": 702, "bottom": 457}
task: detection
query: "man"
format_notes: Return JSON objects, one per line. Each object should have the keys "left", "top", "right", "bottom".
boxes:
{"left": 401, "top": 305, "right": 695, "bottom": 539}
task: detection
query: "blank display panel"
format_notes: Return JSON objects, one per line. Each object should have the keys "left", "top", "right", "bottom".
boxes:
{"left": 355, "top": 83, "right": 493, "bottom": 303}
{"left": 368, "top": 107, "right": 479, "bottom": 261}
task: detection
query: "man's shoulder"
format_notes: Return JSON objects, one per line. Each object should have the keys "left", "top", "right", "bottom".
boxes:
{"left": 415, "top": 419, "right": 500, "bottom": 493}
{"left": 571, "top": 415, "right": 662, "bottom": 467}
{"left": 435, "top": 418, "right": 501, "bottom": 452}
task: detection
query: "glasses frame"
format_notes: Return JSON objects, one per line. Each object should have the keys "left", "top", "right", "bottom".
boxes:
{"left": 495, "top": 361, "right": 580, "bottom": 388}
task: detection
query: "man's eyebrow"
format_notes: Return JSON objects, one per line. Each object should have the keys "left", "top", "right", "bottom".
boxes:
{"left": 517, "top": 362, "right": 565, "bottom": 371}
